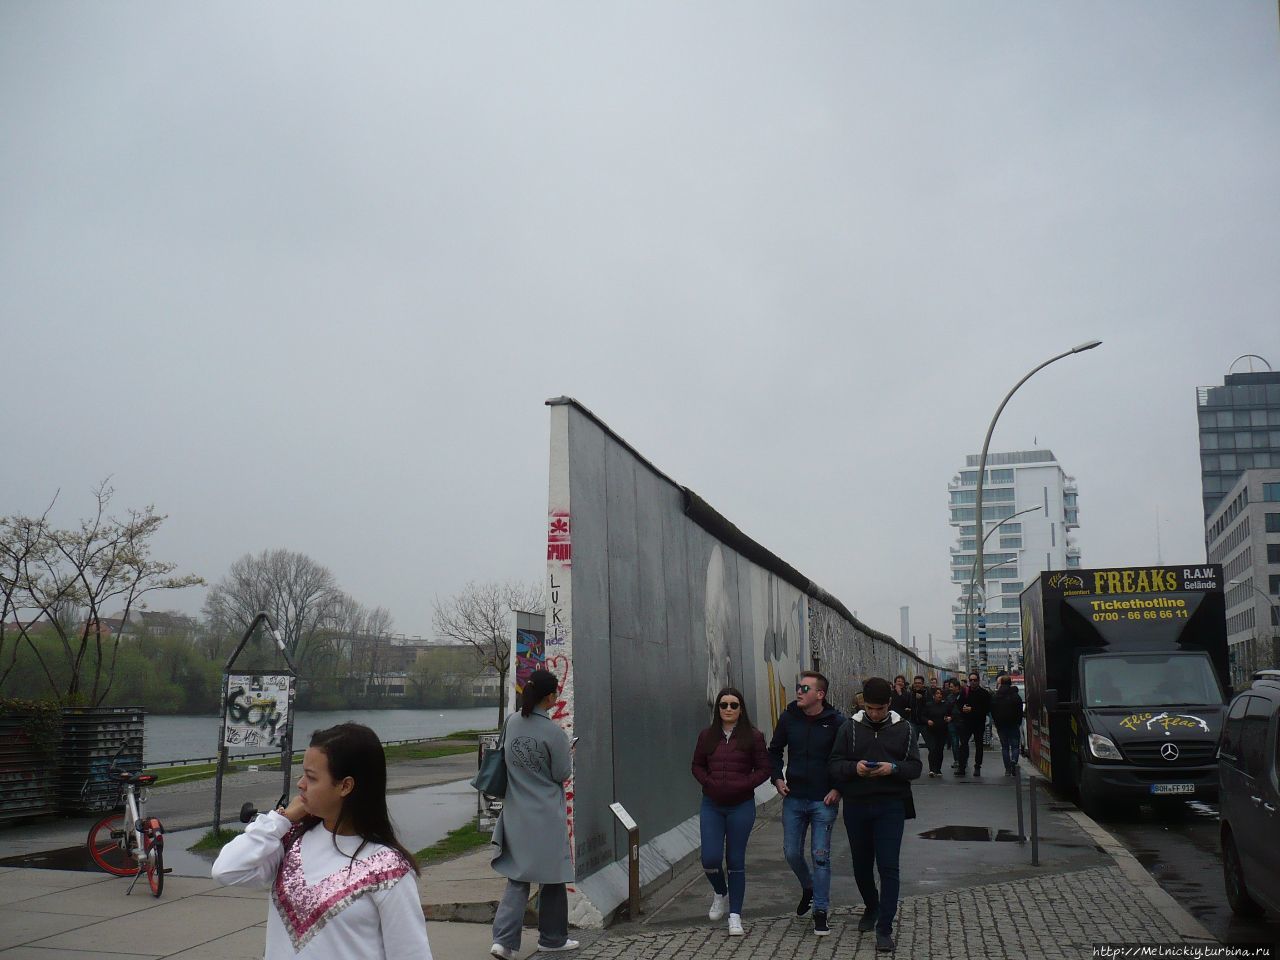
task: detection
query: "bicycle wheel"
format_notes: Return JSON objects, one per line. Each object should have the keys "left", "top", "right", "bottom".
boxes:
{"left": 87, "top": 812, "right": 138, "bottom": 877}
{"left": 143, "top": 828, "right": 164, "bottom": 897}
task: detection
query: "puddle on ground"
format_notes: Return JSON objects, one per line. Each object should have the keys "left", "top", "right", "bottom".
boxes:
{"left": 919, "top": 825, "right": 994, "bottom": 841}
{"left": 0, "top": 778, "right": 480, "bottom": 878}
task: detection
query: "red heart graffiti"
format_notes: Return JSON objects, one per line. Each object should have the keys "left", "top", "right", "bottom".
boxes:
{"left": 546, "top": 654, "right": 571, "bottom": 691}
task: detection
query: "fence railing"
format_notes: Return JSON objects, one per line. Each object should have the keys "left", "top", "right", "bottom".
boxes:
{"left": 146, "top": 733, "right": 495, "bottom": 769}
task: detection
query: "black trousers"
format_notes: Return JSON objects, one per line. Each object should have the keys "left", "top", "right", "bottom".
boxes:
{"left": 955, "top": 725, "right": 984, "bottom": 771}
{"left": 925, "top": 729, "right": 947, "bottom": 774}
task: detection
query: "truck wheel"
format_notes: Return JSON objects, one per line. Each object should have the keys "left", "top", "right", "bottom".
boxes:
{"left": 1222, "top": 829, "right": 1263, "bottom": 917}
{"left": 1076, "top": 759, "right": 1107, "bottom": 820}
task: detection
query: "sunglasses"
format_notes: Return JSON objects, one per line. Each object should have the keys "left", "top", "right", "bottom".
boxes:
{"left": 796, "top": 683, "right": 813, "bottom": 694}
{"left": 718, "top": 701, "right": 741, "bottom": 710}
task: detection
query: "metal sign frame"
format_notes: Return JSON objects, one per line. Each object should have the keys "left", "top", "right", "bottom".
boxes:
{"left": 212, "top": 613, "right": 298, "bottom": 834}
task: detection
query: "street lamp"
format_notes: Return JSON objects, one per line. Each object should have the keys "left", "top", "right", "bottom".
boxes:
{"left": 973, "top": 339, "right": 1102, "bottom": 660}
{"left": 965, "top": 556, "right": 1018, "bottom": 671}
{"left": 1226, "top": 578, "right": 1280, "bottom": 678}
{"left": 962, "top": 505, "right": 1041, "bottom": 668}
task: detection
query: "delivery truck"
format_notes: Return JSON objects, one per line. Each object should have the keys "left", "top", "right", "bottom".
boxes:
{"left": 1021, "top": 564, "right": 1229, "bottom": 817}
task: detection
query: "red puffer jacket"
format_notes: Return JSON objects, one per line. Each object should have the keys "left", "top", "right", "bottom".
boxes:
{"left": 692, "top": 728, "right": 771, "bottom": 806}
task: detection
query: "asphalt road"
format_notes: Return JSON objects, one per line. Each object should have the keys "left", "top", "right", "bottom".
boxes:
{"left": 1069, "top": 793, "right": 1280, "bottom": 947}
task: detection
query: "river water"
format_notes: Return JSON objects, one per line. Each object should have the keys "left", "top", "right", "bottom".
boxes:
{"left": 145, "top": 707, "right": 499, "bottom": 763}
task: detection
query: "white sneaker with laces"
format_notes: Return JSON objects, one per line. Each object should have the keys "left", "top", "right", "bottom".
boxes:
{"left": 708, "top": 893, "right": 729, "bottom": 921}
{"left": 537, "top": 939, "right": 580, "bottom": 952}
{"left": 728, "top": 913, "right": 745, "bottom": 936}
{"left": 490, "top": 945, "right": 517, "bottom": 960}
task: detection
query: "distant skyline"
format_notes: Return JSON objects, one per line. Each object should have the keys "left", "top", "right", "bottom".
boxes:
{"left": 3, "top": 5, "right": 1278, "bottom": 664}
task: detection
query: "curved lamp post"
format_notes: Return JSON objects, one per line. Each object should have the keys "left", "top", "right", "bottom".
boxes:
{"left": 973, "top": 340, "right": 1102, "bottom": 670}
{"left": 962, "top": 505, "right": 1042, "bottom": 668}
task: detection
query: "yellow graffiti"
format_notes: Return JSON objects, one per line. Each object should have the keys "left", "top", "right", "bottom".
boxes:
{"left": 1119, "top": 712, "right": 1208, "bottom": 733}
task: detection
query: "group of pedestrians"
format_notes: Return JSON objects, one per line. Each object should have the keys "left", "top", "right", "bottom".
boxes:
{"left": 886, "top": 671, "right": 1025, "bottom": 779}
{"left": 694, "top": 670, "right": 1024, "bottom": 953}
{"left": 695, "top": 673, "right": 920, "bottom": 952}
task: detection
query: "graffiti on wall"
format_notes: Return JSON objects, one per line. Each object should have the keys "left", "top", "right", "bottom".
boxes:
{"left": 545, "top": 500, "right": 576, "bottom": 870}
{"left": 704, "top": 545, "right": 733, "bottom": 705}
{"left": 515, "top": 628, "right": 545, "bottom": 695}
{"left": 223, "top": 675, "right": 293, "bottom": 748}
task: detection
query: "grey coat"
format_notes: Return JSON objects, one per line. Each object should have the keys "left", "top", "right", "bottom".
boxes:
{"left": 490, "top": 708, "right": 574, "bottom": 884}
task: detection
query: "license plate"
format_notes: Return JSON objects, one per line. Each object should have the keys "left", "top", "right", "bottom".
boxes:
{"left": 1150, "top": 783, "right": 1194, "bottom": 795}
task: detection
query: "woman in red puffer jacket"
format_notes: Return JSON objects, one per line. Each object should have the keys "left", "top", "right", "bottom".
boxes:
{"left": 691, "top": 687, "right": 771, "bottom": 937}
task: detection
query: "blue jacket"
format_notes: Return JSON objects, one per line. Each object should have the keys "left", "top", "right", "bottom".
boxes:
{"left": 767, "top": 701, "right": 846, "bottom": 801}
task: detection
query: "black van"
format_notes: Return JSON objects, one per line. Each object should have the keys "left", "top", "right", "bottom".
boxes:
{"left": 1218, "top": 669, "right": 1280, "bottom": 918}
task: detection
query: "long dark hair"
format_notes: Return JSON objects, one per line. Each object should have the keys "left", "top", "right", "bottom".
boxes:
{"left": 521, "top": 669, "right": 559, "bottom": 717}
{"left": 305, "top": 723, "right": 420, "bottom": 875}
{"left": 703, "top": 686, "right": 755, "bottom": 750}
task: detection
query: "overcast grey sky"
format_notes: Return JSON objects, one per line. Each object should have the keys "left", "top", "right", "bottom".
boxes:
{"left": 3, "top": 3, "right": 1277, "bottom": 660}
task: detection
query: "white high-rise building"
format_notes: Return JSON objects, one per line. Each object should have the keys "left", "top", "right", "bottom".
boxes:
{"left": 947, "top": 450, "right": 1082, "bottom": 674}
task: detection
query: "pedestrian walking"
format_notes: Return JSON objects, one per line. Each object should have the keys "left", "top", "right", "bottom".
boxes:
{"left": 944, "top": 678, "right": 963, "bottom": 769}
{"left": 908, "top": 676, "right": 929, "bottom": 747}
{"left": 954, "top": 671, "right": 992, "bottom": 777}
{"left": 212, "top": 723, "right": 433, "bottom": 960}
{"left": 828, "top": 677, "right": 922, "bottom": 953}
{"left": 767, "top": 671, "right": 845, "bottom": 937}
{"left": 488, "top": 669, "right": 578, "bottom": 959}
{"left": 889, "top": 675, "right": 911, "bottom": 724}
{"left": 692, "top": 686, "right": 771, "bottom": 937}
{"left": 920, "top": 687, "right": 950, "bottom": 777}
{"left": 990, "top": 674, "right": 1025, "bottom": 776}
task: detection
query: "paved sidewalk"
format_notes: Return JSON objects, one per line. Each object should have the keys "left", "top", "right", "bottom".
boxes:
{"left": 0, "top": 762, "right": 1225, "bottom": 958}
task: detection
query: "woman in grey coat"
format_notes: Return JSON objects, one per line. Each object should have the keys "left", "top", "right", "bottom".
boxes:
{"left": 489, "top": 669, "right": 576, "bottom": 959}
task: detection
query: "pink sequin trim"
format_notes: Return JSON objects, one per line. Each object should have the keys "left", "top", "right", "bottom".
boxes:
{"left": 272, "top": 825, "right": 411, "bottom": 951}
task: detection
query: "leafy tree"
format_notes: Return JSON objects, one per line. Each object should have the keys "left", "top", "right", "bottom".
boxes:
{"left": 432, "top": 580, "right": 542, "bottom": 724}
{"left": 0, "top": 484, "right": 203, "bottom": 705}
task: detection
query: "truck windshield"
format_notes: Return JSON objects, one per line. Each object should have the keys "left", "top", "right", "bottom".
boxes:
{"left": 1080, "top": 653, "right": 1222, "bottom": 707}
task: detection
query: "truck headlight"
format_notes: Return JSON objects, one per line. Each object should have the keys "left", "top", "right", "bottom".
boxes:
{"left": 1087, "top": 734, "right": 1123, "bottom": 760}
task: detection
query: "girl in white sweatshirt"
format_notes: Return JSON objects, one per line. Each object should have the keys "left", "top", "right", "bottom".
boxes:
{"left": 213, "top": 723, "right": 432, "bottom": 960}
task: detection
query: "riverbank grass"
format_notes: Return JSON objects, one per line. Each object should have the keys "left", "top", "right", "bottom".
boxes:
{"left": 415, "top": 819, "right": 491, "bottom": 864}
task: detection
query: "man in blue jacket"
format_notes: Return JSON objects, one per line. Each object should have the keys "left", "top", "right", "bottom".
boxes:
{"left": 768, "top": 670, "right": 845, "bottom": 938}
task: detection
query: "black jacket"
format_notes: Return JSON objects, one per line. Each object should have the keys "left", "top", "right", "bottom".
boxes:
{"left": 907, "top": 687, "right": 930, "bottom": 724}
{"left": 828, "top": 709, "right": 922, "bottom": 803}
{"left": 956, "top": 684, "right": 992, "bottom": 729}
{"left": 890, "top": 689, "right": 912, "bottom": 721}
{"left": 767, "top": 700, "right": 846, "bottom": 801}
{"left": 990, "top": 685, "right": 1024, "bottom": 727}
{"left": 918, "top": 698, "right": 950, "bottom": 736}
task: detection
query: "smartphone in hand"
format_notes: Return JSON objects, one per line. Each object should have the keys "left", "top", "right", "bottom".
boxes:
{"left": 864, "top": 761, "right": 881, "bottom": 768}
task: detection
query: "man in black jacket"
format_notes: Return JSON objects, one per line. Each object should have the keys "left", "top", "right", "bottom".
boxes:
{"left": 828, "top": 677, "right": 922, "bottom": 953}
{"left": 954, "top": 670, "right": 992, "bottom": 777}
{"left": 768, "top": 671, "right": 845, "bottom": 937}
{"left": 990, "top": 674, "right": 1025, "bottom": 775}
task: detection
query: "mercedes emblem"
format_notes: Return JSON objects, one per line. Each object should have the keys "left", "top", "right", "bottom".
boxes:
{"left": 1159, "top": 742, "right": 1180, "bottom": 761}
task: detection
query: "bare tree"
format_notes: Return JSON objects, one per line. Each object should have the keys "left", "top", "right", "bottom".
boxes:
{"left": 203, "top": 549, "right": 342, "bottom": 674}
{"left": 0, "top": 483, "right": 204, "bottom": 705}
{"left": 432, "top": 580, "right": 543, "bottom": 724}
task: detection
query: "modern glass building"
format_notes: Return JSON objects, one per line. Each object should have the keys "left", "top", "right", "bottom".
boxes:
{"left": 1196, "top": 363, "right": 1280, "bottom": 521}
{"left": 947, "top": 450, "right": 1081, "bottom": 675}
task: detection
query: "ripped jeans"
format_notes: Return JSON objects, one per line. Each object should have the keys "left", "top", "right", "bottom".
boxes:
{"left": 699, "top": 796, "right": 756, "bottom": 915}
{"left": 782, "top": 795, "right": 838, "bottom": 911}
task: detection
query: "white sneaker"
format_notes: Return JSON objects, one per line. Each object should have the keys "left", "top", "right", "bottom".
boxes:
{"left": 537, "top": 940, "right": 580, "bottom": 953}
{"left": 728, "top": 913, "right": 745, "bottom": 936}
{"left": 490, "top": 945, "right": 517, "bottom": 960}
{"left": 708, "top": 892, "right": 729, "bottom": 921}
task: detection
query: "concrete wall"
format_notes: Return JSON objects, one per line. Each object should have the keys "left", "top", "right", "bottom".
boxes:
{"left": 541, "top": 398, "right": 945, "bottom": 925}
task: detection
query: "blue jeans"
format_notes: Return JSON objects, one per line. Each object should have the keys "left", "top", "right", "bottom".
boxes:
{"left": 997, "top": 723, "right": 1021, "bottom": 771}
{"left": 700, "top": 796, "right": 755, "bottom": 914}
{"left": 781, "top": 796, "right": 838, "bottom": 911}
{"left": 842, "top": 797, "right": 906, "bottom": 936}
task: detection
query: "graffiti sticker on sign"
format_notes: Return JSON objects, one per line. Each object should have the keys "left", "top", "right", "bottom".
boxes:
{"left": 224, "top": 674, "right": 293, "bottom": 748}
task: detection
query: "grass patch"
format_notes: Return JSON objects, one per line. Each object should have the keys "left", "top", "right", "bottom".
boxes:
{"left": 382, "top": 742, "right": 475, "bottom": 763}
{"left": 414, "top": 820, "right": 491, "bottom": 864}
{"left": 189, "top": 827, "right": 241, "bottom": 854}
{"left": 443, "top": 728, "right": 498, "bottom": 741}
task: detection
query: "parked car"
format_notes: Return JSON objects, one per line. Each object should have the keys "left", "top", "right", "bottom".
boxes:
{"left": 1218, "top": 669, "right": 1280, "bottom": 918}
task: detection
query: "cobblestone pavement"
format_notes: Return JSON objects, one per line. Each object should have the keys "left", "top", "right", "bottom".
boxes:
{"left": 569, "top": 866, "right": 1181, "bottom": 960}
